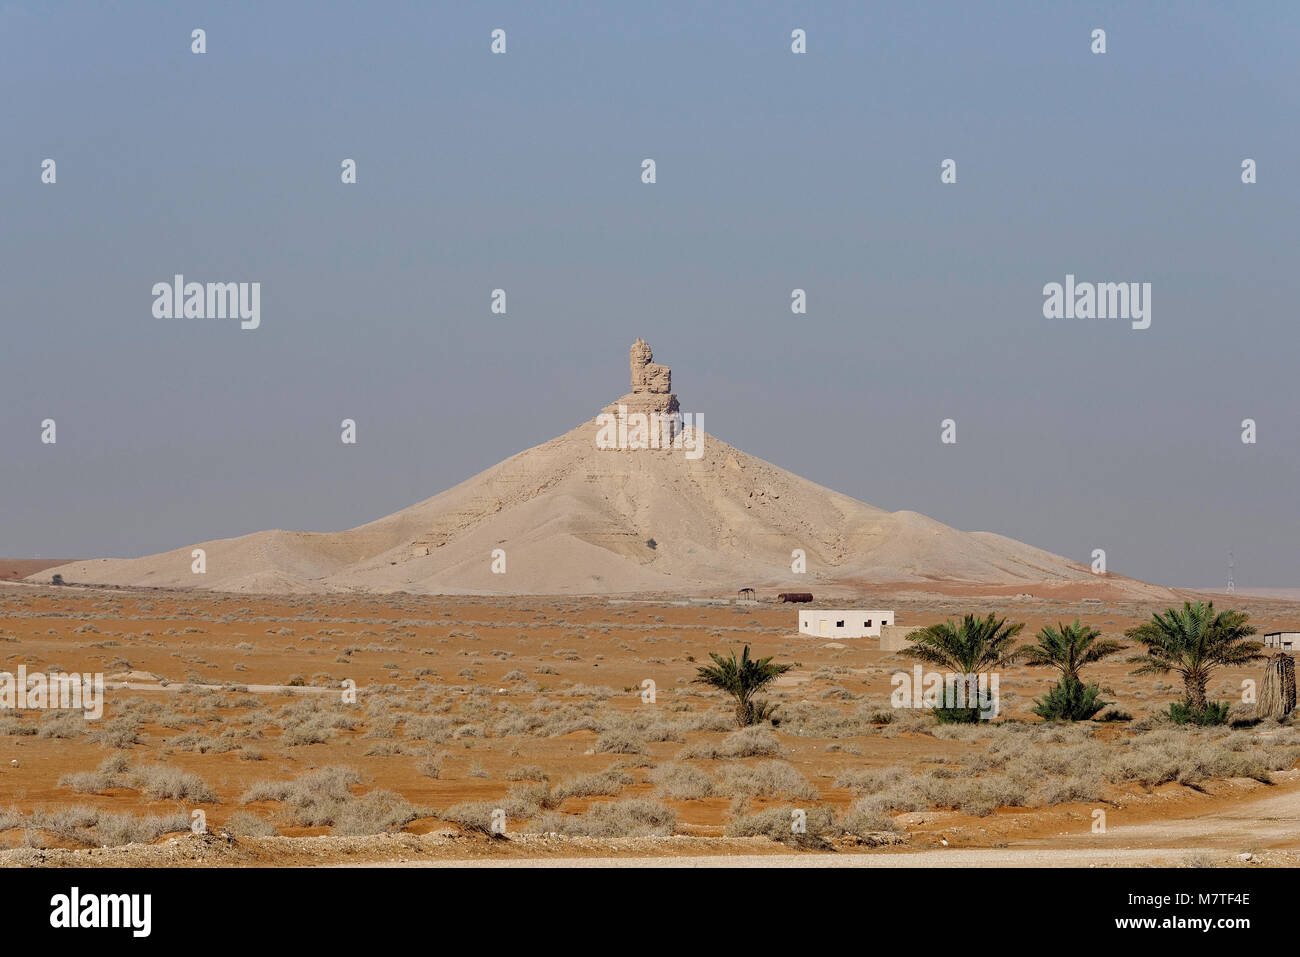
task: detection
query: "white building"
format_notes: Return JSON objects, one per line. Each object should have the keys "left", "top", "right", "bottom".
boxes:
{"left": 1264, "top": 632, "right": 1300, "bottom": 650}
{"left": 798, "top": 609, "right": 895, "bottom": 639}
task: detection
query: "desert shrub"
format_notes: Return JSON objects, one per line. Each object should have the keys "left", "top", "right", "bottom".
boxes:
{"left": 74, "top": 810, "right": 190, "bottom": 846}
{"left": 531, "top": 798, "right": 676, "bottom": 838}
{"left": 168, "top": 732, "right": 243, "bottom": 754}
{"left": 678, "top": 725, "right": 781, "bottom": 760}
{"left": 223, "top": 811, "right": 278, "bottom": 837}
{"left": 504, "top": 764, "right": 548, "bottom": 782}
{"left": 725, "top": 805, "right": 834, "bottom": 847}
{"left": 502, "top": 782, "right": 558, "bottom": 817}
{"left": 633, "top": 718, "right": 689, "bottom": 743}
{"left": 594, "top": 727, "right": 649, "bottom": 755}
{"left": 774, "top": 701, "right": 875, "bottom": 738}
{"left": 279, "top": 716, "right": 335, "bottom": 746}
{"left": 441, "top": 801, "right": 505, "bottom": 836}
{"left": 1166, "top": 701, "right": 1231, "bottom": 726}
{"left": 406, "top": 715, "right": 454, "bottom": 742}
{"left": 240, "top": 766, "right": 362, "bottom": 824}
{"left": 59, "top": 753, "right": 131, "bottom": 793}
{"left": 25, "top": 806, "right": 189, "bottom": 847}
{"left": 552, "top": 768, "right": 634, "bottom": 801}
{"left": 129, "top": 764, "right": 217, "bottom": 802}
{"left": 714, "top": 760, "right": 818, "bottom": 801}
{"left": 332, "top": 789, "right": 420, "bottom": 835}
{"left": 37, "top": 710, "right": 85, "bottom": 739}
{"left": 846, "top": 769, "right": 1028, "bottom": 818}
{"left": 839, "top": 798, "right": 901, "bottom": 837}
{"left": 1036, "top": 774, "right": 1104, "bottom": 805}
{"left": 649, "top": 762, "right": 714, "bottom": 800}
{"left": 90, "top": 716, "right": 142, "bottom": 749}
{"left": 416, "top": 755, "right": 446, "bottom": 779}
{"left": 0, "top": 716, "right": 36, "bottom": 736}
{"left": 1101, "top": 729, "right": 1281, "bottom": 786}
{"left": 833, "top": 765, "right": 909, "bottom": 792}
{"left": 60, "top": 756, "right": 215, "bottom": 802}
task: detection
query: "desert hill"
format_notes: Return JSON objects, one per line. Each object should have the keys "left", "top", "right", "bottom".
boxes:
{"left": 34, "top": 341, "right": 1174, "bottom": 600}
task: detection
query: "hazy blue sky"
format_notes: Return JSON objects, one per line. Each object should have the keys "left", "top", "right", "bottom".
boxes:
{"left": 3, "top": 1, "right": 1298, "bottom": 588}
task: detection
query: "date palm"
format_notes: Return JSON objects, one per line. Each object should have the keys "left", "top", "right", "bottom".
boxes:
{"left": 902, "top": 613, "right": 1024, "bottom": 675}
{"left": 695, "top": 645, "right": 793, "bottom": 727}
{"left": 1126, "top": 601, "right": 1263, "bottom": 711}
{"left": 1016, "top": 620, "right": 1122, "bottom": 721}
{"left": 1017, "top": 619, "right": 1123, "bottom": 683}
{"left": 901, "top": 613, "right": 1023, "bottom": 720}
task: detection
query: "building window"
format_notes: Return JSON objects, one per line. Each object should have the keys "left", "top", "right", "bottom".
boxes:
{"left": 835, "top": 620, "right": 844, "bottom": 628}
{"left": 865, "top": 620, "right": 872, "bottom": 627}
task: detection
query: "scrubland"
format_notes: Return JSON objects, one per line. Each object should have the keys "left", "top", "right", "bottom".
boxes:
{"left": 1, "top": 585, "right": 1298, "bottom": 863}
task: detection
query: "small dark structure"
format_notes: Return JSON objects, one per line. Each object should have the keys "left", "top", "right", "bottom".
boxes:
{"left": 777, "top": 592, "right": 813, "bottom": 603}
{"left": 737, "top": 587, "right": 755, "bottom": 600}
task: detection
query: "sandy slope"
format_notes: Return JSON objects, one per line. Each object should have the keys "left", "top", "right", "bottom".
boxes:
{"left": 35, "top": 419, "right": 1173, "bottom": 598}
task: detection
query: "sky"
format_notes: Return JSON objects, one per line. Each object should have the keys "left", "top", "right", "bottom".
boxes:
{"left": 2, "top": 0, "right": 1298, "bottom": 588}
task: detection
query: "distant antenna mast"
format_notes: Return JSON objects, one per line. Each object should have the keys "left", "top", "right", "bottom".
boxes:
{"left": 1226, "top": 549, "right": 1235, "bottom": 595}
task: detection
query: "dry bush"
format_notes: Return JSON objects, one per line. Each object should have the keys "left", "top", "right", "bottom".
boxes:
{"left": 10, "top": 806, "right": 190, "bottom": 847}
{"left": 839, "top": 798, "right": 901, "bottom": 837}
{"left": 60, "top": 755, "right": 216, "bottom": 802}
{"left": 441, "top": 801, "right": 504, "bottom": 836}
{"left": 1102, "top": 728, "right": 1300, "bottom": 787}
{"left": 530, "top": 798, "right": 676, "bottom": 838}
{"left": 504, "top": 764, "right": 549, "bottom": 782}
{"left": 130, "top": 764, "right": 218, "bottom": 802}
{"left": 594, "top": 727, "right": 649, "bottom": 755}
{"left": 725, "top": 805, "right": 834, "bottom": 847}
{"left": 332, "top": 789, "right": 421, "bottom": 835}
{"left": 501, "top": 782, "right": 559, "bottom": 818}
{"left": 241, "top": 765, "right": 418, "bottom": 832}
{"left": 714, "top": 760, "right": 818, "bottom": 801}
{"left": 775, "top": 702, "right": 878, "bottom": 739}
{"left": 90, "top": 716, "right": 142, "bottom": 749}
{"left": 405, "top": 715, "right": 454, "bottom": 743}
{"left": 678, "top": 725, "right": 781, "bottom": 760}
{"left": 240, "top": 766, "right": 360, "bottom": 813}
{"left": 223, "top": 811, "right": 278, "bottom": 837}
{"left": 552, "top": 768, "right": 634, "bottom": 801}
{"left": 649, "top": 762, "right": 714, "bottom": 800}
{"left": 37, "top": 710, "right": 85, "bottom": 739}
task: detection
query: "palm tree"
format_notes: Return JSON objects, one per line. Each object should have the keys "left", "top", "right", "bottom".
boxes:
{"left": 695, "top": 645, "right": 793, "bottom": 727}
{"left": 1017, "top": 619, "right": 1123, "bottom": 682}
{"left": 902, "top": 612, "right": 1024, "bottom": 674}
{"left": 901, "top": 613, "right": 1023, "bottom": 720}
{"left": 1126, "top": 601, "right": 1263, "bottom": 711}
{"left": 1016, "top": 620, "right": 1123, "bottom": 721}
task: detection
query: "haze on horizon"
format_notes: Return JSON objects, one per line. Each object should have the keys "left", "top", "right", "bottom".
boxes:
{"left": 2, "top": 0, "right": 1298, "bottom": 589}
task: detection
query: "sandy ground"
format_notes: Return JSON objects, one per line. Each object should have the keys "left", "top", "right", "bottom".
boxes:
{"left": 6, "top": 779, "right": 1298, "bottom": 868}
{"left": 1, "top": 582, "right": 1298, "bottom": 866}
{"left": 0, "top": 560, "right": 73, "bottom": 582}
